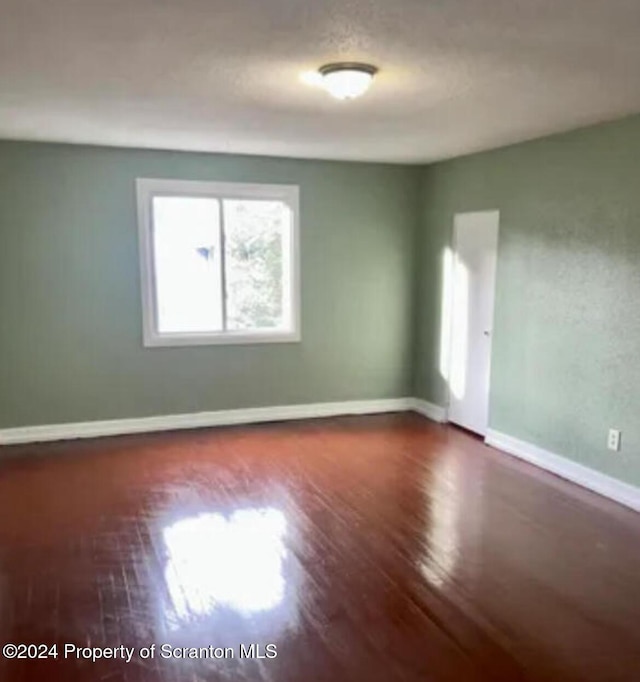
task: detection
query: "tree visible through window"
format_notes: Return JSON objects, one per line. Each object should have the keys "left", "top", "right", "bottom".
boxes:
{"left": 137, "top": 179, "right": 299, "bottom": 347}
{"left": 224, "top": 200, "right": 287, "bottom": 331}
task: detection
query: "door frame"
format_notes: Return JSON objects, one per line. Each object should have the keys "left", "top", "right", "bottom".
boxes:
{"left": 445, "top": 209, "right": 500, "bottom": 435}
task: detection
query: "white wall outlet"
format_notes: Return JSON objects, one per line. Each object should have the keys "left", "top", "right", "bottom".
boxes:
{"left": 607, "top": 429, "right": 621, "bottom": 452}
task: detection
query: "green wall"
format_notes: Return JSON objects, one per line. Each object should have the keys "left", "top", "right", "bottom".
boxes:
{"left": 415, "top": 115, "right": 640, "bottom": 486}
{"left": 0, "top": 142, "right": 420, "bottom": 427}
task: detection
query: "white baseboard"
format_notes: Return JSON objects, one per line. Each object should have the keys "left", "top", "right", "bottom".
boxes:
{"left": 409, "top": 398, "right": 448, "bottom": 423}
{"left": 486, "top": 429, "right": 640, "bottom": 513}
{"left": 0, "top": 398, "right": 420, "bottom": 446}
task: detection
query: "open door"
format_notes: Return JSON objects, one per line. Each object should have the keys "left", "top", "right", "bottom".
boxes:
{"left": 448, "top": 211, "right": 499, "bottom": 436}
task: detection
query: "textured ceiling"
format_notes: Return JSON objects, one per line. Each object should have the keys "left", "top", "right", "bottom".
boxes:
{"left": 1, "top": 0, "right": 639, "bottom": 163}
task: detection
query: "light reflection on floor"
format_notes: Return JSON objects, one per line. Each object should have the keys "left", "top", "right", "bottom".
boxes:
{"left": 419, "top": 454, "right": 462, "bottom": 589}
{"left": 163, "top": 508, "right": 287, "bottom": 628}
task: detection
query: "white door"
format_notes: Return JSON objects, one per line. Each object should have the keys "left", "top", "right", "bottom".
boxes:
{"left": 448, "top": 211, "right": 499, "bottom": 435}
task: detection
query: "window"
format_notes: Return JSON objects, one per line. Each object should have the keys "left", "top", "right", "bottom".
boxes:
{"left": 136, "top": 178, "right": 300, "bottom": 346}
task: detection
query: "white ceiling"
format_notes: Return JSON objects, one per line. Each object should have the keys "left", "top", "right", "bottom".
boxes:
{"left": 1, "top": 0, "right": 639, "bottom": 163}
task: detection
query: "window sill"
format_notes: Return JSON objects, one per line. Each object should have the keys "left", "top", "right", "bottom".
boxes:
{"left": 143, "top": 329, "right": 301, "bottom": 348}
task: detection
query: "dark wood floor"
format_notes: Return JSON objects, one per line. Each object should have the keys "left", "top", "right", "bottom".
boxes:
{"left": 1, "top": 413, "right": 639, "bottom": 682}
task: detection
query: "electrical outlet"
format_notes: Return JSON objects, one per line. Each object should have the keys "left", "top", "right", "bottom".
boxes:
{"left": 607, "top": 429, "right": 621, "bottom": 452}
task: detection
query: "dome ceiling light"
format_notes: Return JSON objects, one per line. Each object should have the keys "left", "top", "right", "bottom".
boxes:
{"left": 318, "top": 63, "right": 378, "bottom": 100}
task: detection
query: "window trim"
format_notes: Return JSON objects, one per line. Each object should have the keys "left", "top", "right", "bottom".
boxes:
{"left": 136, "top": 178, "right": 301, "bottom": 347}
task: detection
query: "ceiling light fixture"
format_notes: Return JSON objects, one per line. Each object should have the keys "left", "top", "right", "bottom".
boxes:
{"left": 318, "top": 63, "right": 378, "bottom": 100}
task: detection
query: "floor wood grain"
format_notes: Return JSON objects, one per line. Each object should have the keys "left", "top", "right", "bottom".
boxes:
{"left": 1, "top": 413, "right": 639, "bottom": 681}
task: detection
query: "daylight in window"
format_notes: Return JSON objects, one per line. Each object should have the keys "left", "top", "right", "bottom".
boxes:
{"left": 137, "top": 179, "right": 299, "bottom": 346}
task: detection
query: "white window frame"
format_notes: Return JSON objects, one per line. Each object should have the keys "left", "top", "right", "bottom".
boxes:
{"left": 136, "top": 178, "right": 300, "bottom": 347}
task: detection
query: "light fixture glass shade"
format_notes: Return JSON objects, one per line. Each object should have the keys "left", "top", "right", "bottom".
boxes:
{"left": 319, "top": 64, "right": 377, "bottom": 100}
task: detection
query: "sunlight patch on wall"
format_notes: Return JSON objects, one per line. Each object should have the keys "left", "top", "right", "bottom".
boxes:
{"left": 450, "top": 255, "right": 469, "bottom": 401}
{"left": 439, "top": 246, "right": 454, "bottom": 382}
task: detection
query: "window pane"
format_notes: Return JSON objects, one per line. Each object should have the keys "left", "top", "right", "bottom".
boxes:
{"left": 223, "top": 200, "right": 290, "bottom": 331}
{"left": 152, "top": 196, "right": 222, "bottom": 333}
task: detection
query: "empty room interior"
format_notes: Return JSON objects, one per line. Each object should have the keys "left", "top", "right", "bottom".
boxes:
{"left": 1, "top": 1, "right": 640, "bottom": 680}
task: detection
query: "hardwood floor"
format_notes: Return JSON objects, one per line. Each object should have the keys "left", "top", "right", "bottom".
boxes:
{"left": 1, "top": 413, "right": 639, "bottom": 681}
